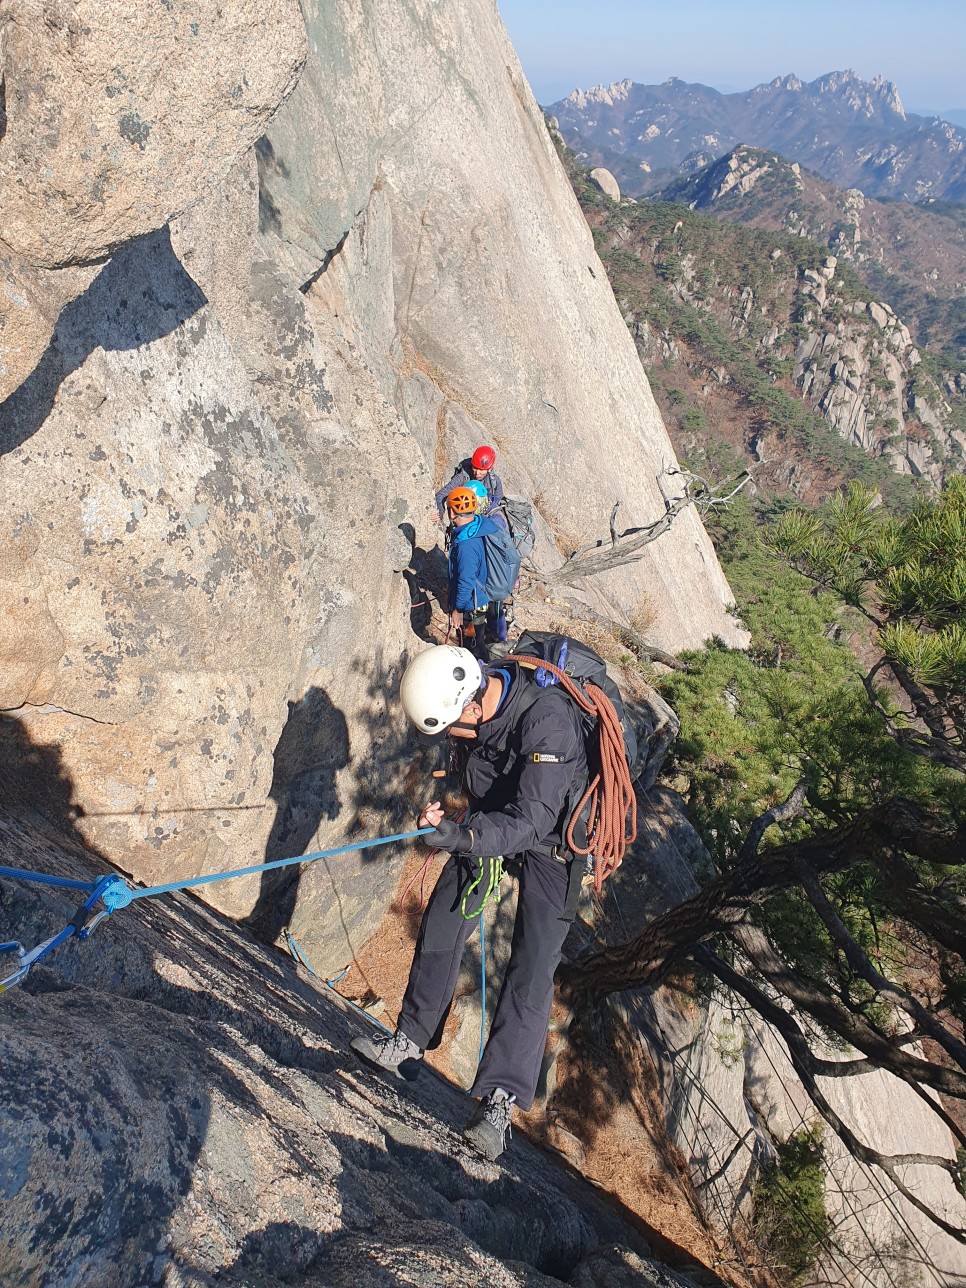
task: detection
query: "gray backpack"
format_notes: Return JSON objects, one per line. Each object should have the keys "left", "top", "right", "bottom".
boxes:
{"left": 500, "top": 497, "right": 536, "bottom": 560}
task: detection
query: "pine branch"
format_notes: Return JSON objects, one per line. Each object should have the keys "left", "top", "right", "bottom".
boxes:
{"left": 559, "top": 799, "right": 960, "bottom": 1000}
{"left": 861, "top": 659, "right": 966, "bottom": 773}
{"left": 797, "top": 862, "right": 966, "bottom": 1072}
{"left": 732, "top": 923, "right": 966, "bottom": 1101}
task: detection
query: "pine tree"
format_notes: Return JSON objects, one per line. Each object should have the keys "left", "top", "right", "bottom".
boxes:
{"left": 560, "top": 487, "right": 966, "bottom": 1245}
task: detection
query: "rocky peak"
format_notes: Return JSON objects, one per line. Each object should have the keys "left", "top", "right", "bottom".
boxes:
{"left": 549, "top": 70, "right": 961, "bottom": 202}
{"left": 871, "top": 72, "right": 906, "bottom": 118}
{"left": 766, "top": 73, "right": 803, "bottom": 93}
{"left": 564, "top": 78, "right": 632, "bottom": 109}
{"left": 813, "top": 69, "right": 905, "bottom": 120}
{"left": 659, "top": 145, "right": 804, "bottom": 210}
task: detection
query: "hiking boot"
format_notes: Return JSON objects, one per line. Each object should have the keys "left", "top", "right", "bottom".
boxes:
{"left": 463, "top": 1088, "right": 516, "bottom": 1160}
{"left": 350, "top": 1028, "right": 424, "bottom": 1081}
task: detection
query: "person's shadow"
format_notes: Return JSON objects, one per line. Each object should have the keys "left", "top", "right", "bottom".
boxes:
{"left": 399, "top": 522, "right": 449, "bottom": 643}
{"left": 243, "top": 687, "right": 350, "bottom": 944}
{"left": 0, "top": 226, "right": 206, "bottom": 456}
{"left": 0, "top": 714, "right": 87, "bottom": 836}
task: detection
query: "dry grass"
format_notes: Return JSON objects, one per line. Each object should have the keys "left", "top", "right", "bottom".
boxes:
{"left": 547, "top": 614, "right": 624, "bottom": 665}
{"left": 628, "top": 591, "right": 658, "bottom": 639}
{"left": 543, "top": 1001, "right": 776, "bottom": 1288}
{"left": 531, "top": 489, "right": 596, "bottom": 558}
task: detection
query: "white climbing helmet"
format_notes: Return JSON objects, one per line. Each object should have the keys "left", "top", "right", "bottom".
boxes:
{"left": 400, "top": 646, "right": 483, "bottom": 737}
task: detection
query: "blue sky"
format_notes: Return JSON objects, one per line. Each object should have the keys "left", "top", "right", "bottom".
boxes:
{"left": 497, "top": 0, "right": 966, "bottom": 113}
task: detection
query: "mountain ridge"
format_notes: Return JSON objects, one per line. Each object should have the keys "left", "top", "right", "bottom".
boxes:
{"left": 550, "top": 136, "right": 966, "bottom": 502}
{"left": 548, "top": 70, "right": 966, "bottom": 203}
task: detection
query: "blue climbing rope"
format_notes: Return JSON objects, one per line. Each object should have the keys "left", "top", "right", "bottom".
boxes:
{"left": 100, "top": 828, "right": 434, "bottom": 909}
{"left": 283, "top": 927, "right": 396, "bottom": 1035}
{"left": 283, "top": 927, "right": 349, "bottom": 988}
{"left": 0, "top": 873, "right": 129, "bottom": 993}
{"left": 479, "top": 912, "right": 487, "bottom": 1064}
{"left": 0, "top": 827, "right": 433, "bottom": 993}
{"left": 0, "top": 865, "right": 97, "bottom": 893}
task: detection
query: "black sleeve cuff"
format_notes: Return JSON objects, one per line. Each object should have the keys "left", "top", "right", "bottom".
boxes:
{"left": 432, "top": 818, "right": 474, "bottom": 853}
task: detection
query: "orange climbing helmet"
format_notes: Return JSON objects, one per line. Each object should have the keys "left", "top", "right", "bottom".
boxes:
{"left": 447, "top": 486, "right": 478, "bottom": 515}
{"left": 471, "top": 445, "right": 496, "bottom": 471}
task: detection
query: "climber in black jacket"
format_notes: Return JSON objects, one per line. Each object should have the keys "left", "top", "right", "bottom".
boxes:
{"left": 350, "top": 643, "right": 588, "bottom": 1161}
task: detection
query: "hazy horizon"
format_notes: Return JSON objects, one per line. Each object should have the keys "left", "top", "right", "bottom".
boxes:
{"left": 497, "top": 0, "right": 965, "bottom": 114}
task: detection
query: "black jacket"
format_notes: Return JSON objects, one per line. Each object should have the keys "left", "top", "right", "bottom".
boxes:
{"left": 459, "top": 665, "right": 588, "bottom": 858}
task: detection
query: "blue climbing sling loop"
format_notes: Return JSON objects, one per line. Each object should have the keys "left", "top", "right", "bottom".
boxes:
{"left": 0, "top": 828, "right": 433, "bottom": 993}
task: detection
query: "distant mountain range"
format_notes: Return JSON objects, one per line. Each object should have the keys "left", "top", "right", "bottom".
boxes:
{"left": 547, "top": 71, "right": 966, "bottom": 203}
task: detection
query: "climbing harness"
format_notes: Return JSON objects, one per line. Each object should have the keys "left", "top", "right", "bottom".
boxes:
{"left": 460, "top": 855, "right": 504, "bottom": 919}
{"left": 0, "top": 827, "right": 433, "bottom": 994}
{"left": 503, "top": 653, "right": 638, "bottom": 890}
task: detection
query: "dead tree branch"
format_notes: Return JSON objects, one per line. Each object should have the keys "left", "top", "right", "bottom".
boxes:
{"left": 698, "top": 945, "right": 966, "bottom": 1245}
{"left": 562, "top": 600, "right": 689, "bottom": 671}
{"left": 738, "top": 780, "right": 808, "bottom": 862}
{"left": 546, "top": 466, "right": 752, "bottom": 586}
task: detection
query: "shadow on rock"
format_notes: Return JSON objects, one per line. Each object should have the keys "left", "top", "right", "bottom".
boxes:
{"left": 400, "top": 522, "right": 448, "bottom": 645}
{"left": 0, "top": 226, "right": 207, "bottom": 455}
{"left": 0, "top": 720, "right": 216, "bottom": 1288}
{"left": 0, "top": 713, "right": 88, "bottom": 837}
{"left": 244, "top": 686, "right": 351, "bottom": 944}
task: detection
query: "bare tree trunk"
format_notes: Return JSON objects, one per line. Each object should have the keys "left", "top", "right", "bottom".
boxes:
{"left": 545, "top": 467, "right": 751, "bottom": 587}
{"left": 559, "top": 799, "right": 957, "bottom": 1001}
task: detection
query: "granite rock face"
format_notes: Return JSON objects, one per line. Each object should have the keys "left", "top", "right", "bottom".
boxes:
{"left": 0, "top": 811, "right": 697, "bottom": 1288}
{"left": 0, "top": 0, "right": 306, "bottom": 267}
{"left": 1, "top": 0, "right": 739, "bottom": 963}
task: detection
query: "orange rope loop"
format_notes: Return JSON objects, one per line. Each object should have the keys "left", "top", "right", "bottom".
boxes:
{"left": 503, "top": 656, "right": 637, "bottom": 890}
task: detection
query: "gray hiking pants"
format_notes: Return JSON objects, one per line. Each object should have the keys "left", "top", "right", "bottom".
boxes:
{"left": 398, "top": 850, "right": 580, "bottom": 1110}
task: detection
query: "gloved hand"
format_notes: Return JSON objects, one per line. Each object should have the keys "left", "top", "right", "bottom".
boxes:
{"left": 432, "top": 817, "right": 474, "bottom": 854}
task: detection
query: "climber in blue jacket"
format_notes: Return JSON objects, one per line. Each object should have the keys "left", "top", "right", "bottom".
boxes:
{"left": 446, "top": 486, "right": 501, "bottom": 657}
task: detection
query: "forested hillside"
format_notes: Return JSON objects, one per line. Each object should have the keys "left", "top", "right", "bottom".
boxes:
{"left": 659, "top": 146, "right": 966, "bottom": 371}
{"left": 549, "top": 119, "right": 966, "bottom": 1285}
{"left": 554, "top": 135, "right": 966, "bottom": 502}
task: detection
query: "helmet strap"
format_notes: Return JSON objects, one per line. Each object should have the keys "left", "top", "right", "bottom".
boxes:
{"left": 449, "top": 719, "right": 479, "bottom": 735}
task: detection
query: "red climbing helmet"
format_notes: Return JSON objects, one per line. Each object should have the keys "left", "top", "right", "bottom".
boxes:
{"left": 471, "top": 445, "right": 496, "bottom": 471}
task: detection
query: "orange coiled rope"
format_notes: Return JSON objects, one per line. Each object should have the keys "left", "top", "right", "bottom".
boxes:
{"left": 503, "top": 656, "right": 637, "bottom": 891}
